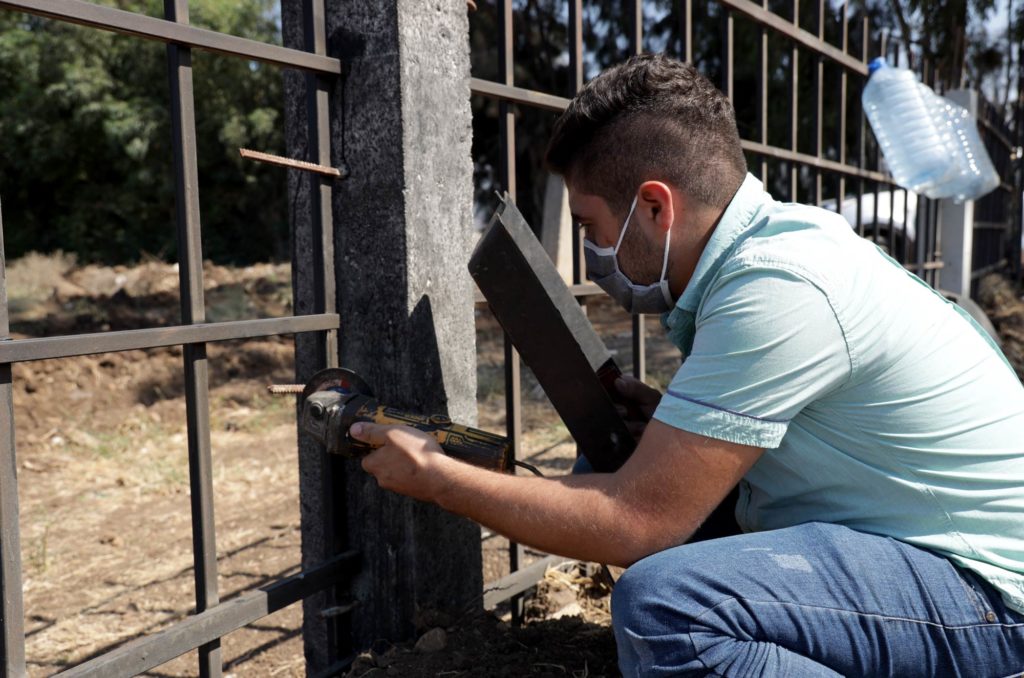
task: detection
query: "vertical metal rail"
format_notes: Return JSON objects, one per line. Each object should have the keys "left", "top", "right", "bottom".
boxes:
{"left": 1016, "top": 39, "right": 1024, "bottom": 285}
{"left": 757, "top": 0, "right": 769, "bottom": 183}
{"left": 631, "top": 0, "right": 646, "bottom": 381}
{"left": 301, "top": 0, "right": 342, "bottom": 659}
{"left": 721, "top": 6, "right": 734, "bottom": 101}
{"left": 836, "top": 1, "right": 849, "bottom": 215}
{"left": 569, "top": 0, "right": 584, "bottom": 287}
{"left": 789, "top": 0, "right": 800, "bottom": 201}
{"left": 812, "top": 0, "right": 824, "bottom": 205}
{"left": 164, "top": 1, "right": 221, "bottom": 675}
{"left": 497, "top": 0, "right": 526, "bottom": 625}
{"left": 855, "top": 16, "right": 868, "bottom": 236}
{"left": 680, "top": 0, "right": 693, "bottom": 63}
{"left": 0, "top": 202, "right": 26, "bottom": 678}
{"left": 304, "top": 0, "right": 337, "bottom": 371}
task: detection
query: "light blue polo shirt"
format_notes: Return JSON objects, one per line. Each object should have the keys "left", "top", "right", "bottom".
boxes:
{"left": 653, "top": 173, "right": 1024, "bottom": 612}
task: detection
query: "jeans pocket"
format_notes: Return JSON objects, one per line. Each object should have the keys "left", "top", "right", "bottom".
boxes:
{"left": 951, "top": 564, "right": 994, "bottom": 623}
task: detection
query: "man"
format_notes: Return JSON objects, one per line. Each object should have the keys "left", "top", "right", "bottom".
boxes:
{"left": 351, "top": 54, "right": 1024, "bottom": 676}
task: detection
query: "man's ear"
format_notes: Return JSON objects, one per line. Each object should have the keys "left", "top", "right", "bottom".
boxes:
{"left": 637, "top": 181, "right": 677, "bottom": 234}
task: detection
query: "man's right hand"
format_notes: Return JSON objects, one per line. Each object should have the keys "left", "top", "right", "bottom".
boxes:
{"left": 613, "top": 375, "right": 663, "bottom": 438}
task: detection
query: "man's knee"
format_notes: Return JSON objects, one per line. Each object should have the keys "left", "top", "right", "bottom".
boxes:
{"left": 611, "top": 548, "right": 700, "bottom": 637}
{"left": 611, "top": 549, "right": 707, "bottom": 676}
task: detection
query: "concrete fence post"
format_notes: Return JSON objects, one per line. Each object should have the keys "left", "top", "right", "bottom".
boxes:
{"left": 938, "top": 89, "right": 978, "bottom": 298}
{"left": 283, "top": 0, "right": 481, "bottom": 671}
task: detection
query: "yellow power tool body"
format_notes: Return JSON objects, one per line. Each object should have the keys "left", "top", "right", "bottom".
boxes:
{"left": 300, "top": 368, "right": 512, "bottom": 473}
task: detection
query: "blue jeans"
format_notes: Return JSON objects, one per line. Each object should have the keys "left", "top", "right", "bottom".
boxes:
{"left": 611, "top": 521, "right": 1024, "bottom": 677}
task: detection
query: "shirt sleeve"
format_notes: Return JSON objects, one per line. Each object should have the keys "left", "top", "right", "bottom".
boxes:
{"left": 653, "top": 265, "right": 852, "bottom": 448}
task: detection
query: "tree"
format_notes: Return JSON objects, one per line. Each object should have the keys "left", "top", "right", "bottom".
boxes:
{"left": 0, "top": 0, "right": 287, "bottom": 264}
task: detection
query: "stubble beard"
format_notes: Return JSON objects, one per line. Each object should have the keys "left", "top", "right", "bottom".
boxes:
{"left": 617, "top": 218, "right": 668, "bottom": 285}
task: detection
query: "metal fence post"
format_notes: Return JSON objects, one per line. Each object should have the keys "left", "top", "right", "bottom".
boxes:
{"left": 0, "top": 200, "right": 26, "bottom": 678}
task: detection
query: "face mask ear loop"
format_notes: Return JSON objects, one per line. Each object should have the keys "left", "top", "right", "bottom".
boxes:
{"left": 658, "top": 224, "right": 672, "bottom": 281}
{"left": 613, "top": 195, "right": 639, "bottom": 254}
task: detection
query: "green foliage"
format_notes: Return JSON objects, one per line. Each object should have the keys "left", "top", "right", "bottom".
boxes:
{"left": 0, "top": 0, "right": 287, "bottom": 264}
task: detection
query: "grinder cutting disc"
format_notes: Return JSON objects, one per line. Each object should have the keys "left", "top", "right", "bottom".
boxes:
{"left": 301, "top": 368, "right": 375, "bottom": 401}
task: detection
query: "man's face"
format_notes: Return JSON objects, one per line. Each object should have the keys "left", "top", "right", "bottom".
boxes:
{"left": 568, "top": 188, "right": 667, "bottom": 286}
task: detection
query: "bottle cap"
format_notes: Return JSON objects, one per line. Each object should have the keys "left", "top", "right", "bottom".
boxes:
{"left": 868, "top": 57, "right": 887, "bottom": 75}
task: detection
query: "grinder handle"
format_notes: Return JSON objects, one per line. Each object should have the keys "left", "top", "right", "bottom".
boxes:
{"left": 347, "top": 403, "right": 512, "bottom": 473}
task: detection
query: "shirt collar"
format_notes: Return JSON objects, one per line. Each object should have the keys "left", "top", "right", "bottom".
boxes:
{"left": 665, "top": 173, "right": 770, "bottom": 325}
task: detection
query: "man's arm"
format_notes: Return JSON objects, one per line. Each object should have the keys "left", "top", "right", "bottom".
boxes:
{"left": 351, "top": 419, "right": 762, "bottom": 567}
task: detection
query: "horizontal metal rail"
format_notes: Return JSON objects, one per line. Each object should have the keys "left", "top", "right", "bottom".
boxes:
{"left": 57, "top": 550, "right": 359, "bottom": 678}
{"left": 470, "top": 78, "right": 571, "bottom": 112}
{"left": 977, "top": 114, "right": 1015, "bottom": 150}
{"left": 974, "top": 220, "right": 1011, "bottom": 231}
{"left": 718, "top": 0, "right": 867, "bottom": 75}
{"left": 971, "top": 259, "right": 1009, "bottom": 280}
{"left": 474, "top": 282, "right": 602, "bottom": 304}
{"left": 740, "top": 140, "right": 890, "bottom": 182}
{"left": 0, "top": 314, "right": 340, "bottom": 363}
{"left": 483, "top": 555, "right": 574, "bottom": 610}
{"left": 0, "top": 0, "right": 341, "bottom": 75}
{"left": 469, "top": 88, "right": 893, "bottom": 186}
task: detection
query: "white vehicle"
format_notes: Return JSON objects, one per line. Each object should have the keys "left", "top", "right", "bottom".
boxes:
{"left": 821, "top": 189, "right": 918, "bottom": 255}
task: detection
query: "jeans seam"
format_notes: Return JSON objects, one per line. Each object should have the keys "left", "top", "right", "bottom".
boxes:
{"left": 699, "top": 597, "right": 1024, "bottom": 631}
{"left": 951, "top": 564, "right": 991, "bottom": 622}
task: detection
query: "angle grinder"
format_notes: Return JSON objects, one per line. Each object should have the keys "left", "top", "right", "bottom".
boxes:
{"left": 300, "top": 368, "right": 514, "bottom": 473}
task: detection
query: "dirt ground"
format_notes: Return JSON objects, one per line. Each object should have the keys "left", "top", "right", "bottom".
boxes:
{"left": 10, "top": 253, "right": 1023, "bottom": 677}
{"left": 6, "top": 253, "right": 683, "bottom": 677}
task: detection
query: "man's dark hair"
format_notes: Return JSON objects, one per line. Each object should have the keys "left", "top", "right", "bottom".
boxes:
{"left": 545, "top": 54, "right": 747, "bottom": 216}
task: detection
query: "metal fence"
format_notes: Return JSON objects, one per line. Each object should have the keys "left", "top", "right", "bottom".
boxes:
{"left": 468, "top": 0, "right": 953, "bottom": 612}
{"left": 973, "top": 95, "right": 1024, "bottom": 290}
{"left": 0, "top": 1, "right": 346, "bottom": 676}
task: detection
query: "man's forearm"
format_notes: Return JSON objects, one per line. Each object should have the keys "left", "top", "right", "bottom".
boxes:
{"left": 431, "top": 458, "right": 660, "bottom": 567}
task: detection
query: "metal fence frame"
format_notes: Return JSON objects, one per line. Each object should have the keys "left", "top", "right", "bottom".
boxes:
{"left": 973, "top": 95, "right": 1024, "bottom": 289}
{"left": 470, "top": 0, "right": 955, "bottom": 611}
{"left": 0, "top": 1, "right": 347, "bottom": 676}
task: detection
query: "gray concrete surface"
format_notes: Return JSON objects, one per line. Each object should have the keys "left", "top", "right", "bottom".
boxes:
{"left": 284, "top": 0, "right": 480, "bottom": 669}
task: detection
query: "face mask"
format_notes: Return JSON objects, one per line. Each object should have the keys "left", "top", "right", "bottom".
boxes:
{"left": 583, "top": 195, "right": 674, "bottom": 314}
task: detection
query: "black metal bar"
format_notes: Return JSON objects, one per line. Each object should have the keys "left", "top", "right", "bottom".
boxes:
{"left": 470, "top": 78, "right": 571, "bottom": 112}
{"left": 0, "top": 0, "right": 340, "bottom": 75}
{"left": 0, "top": 203, "right": 26, "bottom": 678}
{"left": 632, "top": 315, "right": 646, "bottom": 380}
{"left": 164, "top": 2, "right": 220, "bottom": 668}
{"left": 856, "top": 16, "right": 868, "bottom": 236}
{"left": 629, "top": 0, "right": 646, "bottom": 383}
{"left": 812, "top": 0, "right": 824, "bottom": 205}
{"left": 474, "top": 282, "right": 608, "bottom": 304}
{"left": 681, "top": 0, "right": 693, "bottom": 63}
{"left": 0, "top": 315, "right": 339, "bottom": 364}
{"left": 836, "top": 1, "right": 849, "bottom": 213}
{"left": 888, "top": 187, "right": 897, "bottom": 259}
{"left": 743, "top": 140, "right": 889, "bottom": 182}
{"left": 569, "top": 0, "right": 583, "bottom": 93}
{"left": 482, "top": 555, "right": 573, "bottom": 610}
{"left": 304, "top": 0, "right": 337, "bottom": 370}
{"left": 722, "top": 9, "right": 734, "bottom": 100}
{"left": 496, "top": 0, "right": 526, "bottom": 627}
{"left": 301, "top": 0, "right": 344, "bottom": 662}
{"left": 631, "top": 0, "right": 643, "bottom": 55}
{"left": 789, "top": 0, "right": 800, "bottom": 201}
{"left": 569, "top": 0, "right": 584, "bottom": 285}
{"left": 758, "top": 0, "right": 769, "bottom": 182}
{"left": 57, "top": 551, "right": 358, "bottom": 678}
{"left": 717, "top": 0, "right": 866, "bottom": 74}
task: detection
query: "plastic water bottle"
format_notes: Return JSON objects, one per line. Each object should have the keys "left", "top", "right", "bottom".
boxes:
{"left": 927, "top": 89, "right": 1001, "bottom": 202}
{"left": 862, "top": 58, "right": 958, "bottom": 195}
